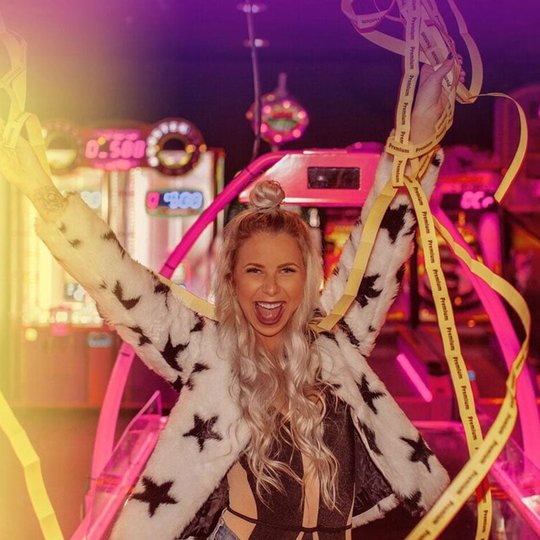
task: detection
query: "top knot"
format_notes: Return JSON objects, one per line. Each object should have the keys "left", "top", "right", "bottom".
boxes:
{"left": 249, "top": 180, "right": 285, "bottom": 212}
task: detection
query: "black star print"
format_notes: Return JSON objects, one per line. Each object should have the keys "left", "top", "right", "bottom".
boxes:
{"left": 190, "top": 315, "right": 205, "bottom": 333}
{"left": 359, "top": 421, "right": 382, "bottom": 455}
{"left": 129, "top": 325, "right": 151, "bottom": 346}
{"left": 185, "top": 362, "right": 209, "bottom": 390}
{"left": 338, "top": 319, "right": 360, "bottom": 348}
{"left": 172, "top": 376, "right": 184, "bottom": 392}
{"left": 183, "top": 414, "right": 222, "bottom": 451}
{"left": 112, "top": 281, "right": 141, "bottom": 310}
{"left": 154, "top": 281, "right": 170, "bottom": 295}
{"left": 401, "top": 435, "right": 434, "bottom": 472}
{"left": 101, "top": 230, "right": 126, "bottom": 258}
{"left": 320, "top": 331, "right": 338, "bottom": 345}
{"left": 356, "top": 273, "right": 382, "bottom": 308}
{"left": 368, "top": 325, "right": 376, "bottom": 333}
{"left": 396, "top": 264, "right": 406, "bottom": 284}
{"left": 161, "top": 334, "right": 187, "bottom": 371}
{"left": 69, "top": 238, "right": 81, "bottom": 248}
{"left": 402, "top": 490, "right": 423, "bottom": 516}
{"left": 152, "top": 279, "right": 171, "bottom": 309}
{"left": 131, "top": 476, "right": 178, "bottom": 517}
{"left": 359, "top": 374, "right": 385, "bottom": 414}
{"left": 380, "top": 204, "right": 409, "bottom": 243}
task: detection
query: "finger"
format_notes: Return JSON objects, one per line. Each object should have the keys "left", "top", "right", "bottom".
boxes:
{"left": 418, "top": 62, "right": 435, "bottom": 86}
{"left": 433, "top": 58, "right": 454, "bottom": 79}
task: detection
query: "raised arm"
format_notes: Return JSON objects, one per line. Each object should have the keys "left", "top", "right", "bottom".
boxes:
{"left": 320, "top": 60, "right": 457, "bottom": 358}
{"left": 0, "top": 125, "right": 203, "bottom": 390}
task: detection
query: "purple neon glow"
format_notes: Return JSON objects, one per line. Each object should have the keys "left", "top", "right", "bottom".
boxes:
{"left": 434, "top": 207, "right": 540, "bottom": 469}
{"left": 396, "top": 353, "right": 434, "bottom": 403}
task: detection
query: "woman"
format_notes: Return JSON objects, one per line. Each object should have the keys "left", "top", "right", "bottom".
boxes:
{"left": 0, "top": 60, "right": 458, "bottom": 539}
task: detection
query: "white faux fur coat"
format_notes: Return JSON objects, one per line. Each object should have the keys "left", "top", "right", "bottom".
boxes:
{"left": 36, "top": 151, "right": 449, "bottom": 539}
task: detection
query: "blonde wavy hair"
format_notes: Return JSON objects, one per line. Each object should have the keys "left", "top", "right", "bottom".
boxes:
{"left": 213, "top": 180, "right": 340, "bottom": 510}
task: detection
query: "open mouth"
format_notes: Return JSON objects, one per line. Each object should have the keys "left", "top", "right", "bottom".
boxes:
{"left": 254, "top": 301, "right": 285, "bottom": 325}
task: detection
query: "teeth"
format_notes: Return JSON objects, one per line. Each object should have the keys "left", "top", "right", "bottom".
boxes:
{"left": 257, "top": 302, "right": 282, "bottom": 310}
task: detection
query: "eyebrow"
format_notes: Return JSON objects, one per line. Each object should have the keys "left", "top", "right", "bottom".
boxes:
{"left": 243, "top": 262, "right": 302, "bottom": 268}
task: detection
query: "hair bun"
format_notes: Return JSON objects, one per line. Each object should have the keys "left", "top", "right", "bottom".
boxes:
{"left": 249, "top": 180, "right": 285, "bottom": 212}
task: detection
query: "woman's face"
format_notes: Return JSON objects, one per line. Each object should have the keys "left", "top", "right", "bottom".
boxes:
{"left": 233, "top": 231, "right": 306, "bottom": 352}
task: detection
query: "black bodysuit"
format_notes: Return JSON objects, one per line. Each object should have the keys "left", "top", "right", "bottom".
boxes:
{"left": 224, "top": 397, "right": 357, "bottom": 540}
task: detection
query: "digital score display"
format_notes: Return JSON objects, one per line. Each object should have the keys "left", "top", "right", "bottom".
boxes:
{"left": 146, "top": 190, "right": 204, "bottom": 217}
{"left": 442, "top": 190, "right": 496, "bottom": 211}
{"left": 84, "top": 129, "right": 146, "bottom": 171}
{"left": 45, "top": 120, "right": 207, "bottom": 175}
{"left": 307, "top": 167, "right": 360, "bottom": 189}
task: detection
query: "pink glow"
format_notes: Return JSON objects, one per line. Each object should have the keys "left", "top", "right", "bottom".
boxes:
{"left": 434, "top": 206, "right": 540, "bottom": 469}
{"left": 74, "top": 393, "right": 163, "bottom": 540}
{"left": 396, "top": 353, "right": 434, "bottom": 403}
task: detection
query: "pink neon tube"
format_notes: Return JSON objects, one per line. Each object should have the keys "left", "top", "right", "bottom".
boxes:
{"left": 433, "top": 206, "right": 540, "bottom": 469}
{"left": 87, "top": 151, "right": 289, "bottom": 509}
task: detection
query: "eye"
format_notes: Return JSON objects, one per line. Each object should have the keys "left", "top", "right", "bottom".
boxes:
{"left": 281, "top": 266, "right": 297, "bottom": 274}
{"left": 246, "top": 267, "right": 261, "bottom": 274}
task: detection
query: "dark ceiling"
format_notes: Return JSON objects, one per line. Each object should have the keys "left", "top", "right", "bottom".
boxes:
{"left": 2, "top": 0, "right": 540, "bottom": 177}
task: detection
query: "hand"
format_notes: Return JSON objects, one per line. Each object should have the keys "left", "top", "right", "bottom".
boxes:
{"left": 410, "top": 58, "right": 465, "bottom": 144}
{"left": 0, "top": 119, "right": 53, "bottom": 195}
{"left": 0, "top": 119, "right": 66, "bottom": 221}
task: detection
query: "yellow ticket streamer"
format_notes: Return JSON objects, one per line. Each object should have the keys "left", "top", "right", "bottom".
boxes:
{"left": 0, "top": 15, "right": 64, "bottom": 540}
{"left": 331, "top": 1, "right": 531, "bottom": 539}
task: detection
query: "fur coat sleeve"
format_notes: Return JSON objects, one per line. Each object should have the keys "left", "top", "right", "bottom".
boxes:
{"left": 320, "top": 150, "right": 443, "bottom": 354}
{"left": 35, "top": 193, "right": 203, "bottom": 391}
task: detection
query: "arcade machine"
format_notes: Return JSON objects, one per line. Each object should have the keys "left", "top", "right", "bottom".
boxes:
{"left": 75, "top": 142, "right": 540, "bottom": 540}
{"left": 74, "top": 120, "right": 540, "bottom": 539}
{"left": 76, "top": 72, "right": 540, "bottom": 540}
{"left": 10, "top": 118, "right": 223, "bottom": 409}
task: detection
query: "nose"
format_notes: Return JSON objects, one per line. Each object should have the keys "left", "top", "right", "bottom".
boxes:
{"left": 262, "top": 272, "right": 279, "bottom": 295}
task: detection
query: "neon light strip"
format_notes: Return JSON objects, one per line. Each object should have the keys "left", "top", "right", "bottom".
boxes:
{"left": 73, "top": 393, "right": 162, "bottom": 540}
{"left": 434, "top": 206, "right": 540, "bottom": 469}
{"left": 490, "top": 461, "right": 540, "bottom": 537}
{"left": 396, "top": 352, "right": 433, "bottom": 403}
